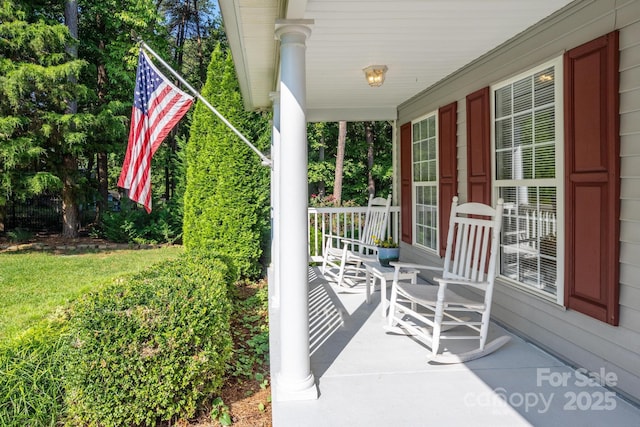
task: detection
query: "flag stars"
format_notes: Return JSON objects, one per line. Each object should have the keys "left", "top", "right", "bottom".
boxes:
{"left": 133, "top": 52, "right": 163, "bottom": 114}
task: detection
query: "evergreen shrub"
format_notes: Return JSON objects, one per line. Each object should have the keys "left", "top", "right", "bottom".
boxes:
{"left": 92, "top": 197, "right": 183, "bottom": 244}
{"left": 183, "top": 45, "right": 270, "bottom": 279}
{"left": 63, "top": 253, "right": 233, "bottom": 425}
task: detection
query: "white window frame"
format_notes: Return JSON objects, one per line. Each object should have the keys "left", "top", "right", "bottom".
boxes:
{"left": 411, "top": 111, "right": 439, "bottom": 252}
{"left": 490, "top": 56, "right": 565, "bottom": 305}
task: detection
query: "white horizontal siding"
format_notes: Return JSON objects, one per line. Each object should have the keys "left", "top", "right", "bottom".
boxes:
{"left": 621, "top": 131, "right": 640, "bottom": 156}
{"left": 397, "top": 0, "right": 640, "bottom": 404}
{"left": 621, "top": 285, "right": 640, "bottom": 312}
{"left": 620, "top": 42, "right": 640, "bottom": 72}
{"left": 619, "top": 15, "right": 640, "bottom": 390}
{"left": 621, "top": 241, "right": 640, "bottom": 264}
{"left": 621, "top": 220, "right": 640, "bottom": 244}
{"left": 620, "top": 199, "right": 640, "bottom": 220}
{"left": 621, "top": 109, "right": 640, "bottom": 135}
{"left": 620, "top": 262, "right": 640, "bottom": 287}
{"left": 621, "top": 156, "right": 640, "bottom": 177}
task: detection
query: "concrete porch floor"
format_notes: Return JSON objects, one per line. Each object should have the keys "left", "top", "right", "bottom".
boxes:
{"left": 270, "top": 267, "right": 640, "bottom": 426}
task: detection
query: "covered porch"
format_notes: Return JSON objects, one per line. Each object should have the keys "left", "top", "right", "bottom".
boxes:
{"left": 271, "top": 265, "right": 640, "bottom": 426}
{"left": 220, "top": 0, "right": 640, "bottom": 418}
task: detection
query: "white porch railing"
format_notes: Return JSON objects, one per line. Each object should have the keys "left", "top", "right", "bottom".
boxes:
{"left": 307, "top": 206, "right": 401, "bottom": 262}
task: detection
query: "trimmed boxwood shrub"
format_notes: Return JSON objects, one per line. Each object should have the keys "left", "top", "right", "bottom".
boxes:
{"left": 63, "top": 253, "right": 233, "bottom": 426}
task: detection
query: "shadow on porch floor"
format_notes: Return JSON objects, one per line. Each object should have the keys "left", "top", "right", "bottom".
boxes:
{"left": 271, "top": 267, "right": 640, "bottom": 426}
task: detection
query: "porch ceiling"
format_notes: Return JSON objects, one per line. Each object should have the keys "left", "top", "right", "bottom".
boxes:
{"left": 219, "top": 0, "right": 574, "bottom": 122}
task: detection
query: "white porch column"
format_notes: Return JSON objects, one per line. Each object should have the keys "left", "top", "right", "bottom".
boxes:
{"left": 269, "top": 91, "right": 281, "bottom": 309}
{"left": 274, "top": 19, "right": 317, "bottom": 401}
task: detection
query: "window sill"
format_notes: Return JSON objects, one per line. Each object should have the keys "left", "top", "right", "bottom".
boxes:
{"left": 495, "top": 276, "right": 566, "bottom": 310}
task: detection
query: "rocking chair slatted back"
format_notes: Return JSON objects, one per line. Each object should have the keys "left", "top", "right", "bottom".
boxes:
{"left": 358, "top": 195, "right": 392, "bottom": 254}
{"left": 443, "top": 198, "right": 503, "bottom": 286}
{"left": 321, "top": 194, "right": 392, "bottom": 290}
{"left": 446, "top": 218, "right": 492, "bottom": 282}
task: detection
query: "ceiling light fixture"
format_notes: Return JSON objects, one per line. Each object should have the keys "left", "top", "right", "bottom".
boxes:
{"left": 363, "top": 65, "right": 388, "bottom": 87}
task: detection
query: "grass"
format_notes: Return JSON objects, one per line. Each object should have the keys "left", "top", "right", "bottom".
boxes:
{"left": 0, "top": 247, "right": 271, "bottom": 425}
{"left": 0, "top": 246, "right": 183, "bottom": 343}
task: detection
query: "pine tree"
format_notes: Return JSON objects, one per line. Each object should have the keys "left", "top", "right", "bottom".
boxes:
{"left": 183, "top": 45, "right": 270, "bottom": 279}
{"left": 76, "top": 0, "right": 164, "bottom": 221}
{"left": 0, "top": 0, "right": 87, "bottom": 232}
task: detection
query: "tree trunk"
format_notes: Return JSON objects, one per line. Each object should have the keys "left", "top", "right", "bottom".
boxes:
{"left": 366, "top": 121, "right": 375, "bottom": 197}
{"left": 62, "top": 0, "right": 79, "bottom": 238}
{"left": 0, "top": 203, "right": 5, "bottom": 232}
{"left": 193, "top": 0, "right": 206, "bottom": 84}
{"left": 164, "top": 1, "right": 191, "bottom": 201}
{"left": 165, "top": 161, "right": 171, "bottom": 200}
{"left": 97, "top": 152, "right": 108, "bottom": 214}
{"left": 318, "top": 135, "right": 325, "bottom": 197}
{"left": 95, "top": 27, "right": 109, "bottom": 221}
{"left": 62, "top": 155, "right": 80, "bottom": 238}
{"left": 333, "top": 120, "right": 347, "bottom": 205}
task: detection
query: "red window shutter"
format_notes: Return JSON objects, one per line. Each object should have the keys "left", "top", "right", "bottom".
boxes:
{"left": 400, "top": 122, "right": 413, "bottom": 244}
{"left": 466, "top": 87, "right": 491, "bottom": 205}
{"left": 564, "top": 31, "right": 620, "bottom": 325}
{"left": 438, "top": 102, "right": 458, "bottom": 256}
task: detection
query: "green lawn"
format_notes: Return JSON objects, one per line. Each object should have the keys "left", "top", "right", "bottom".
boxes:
{"left": 0, "top": 246, "right": 183, "bottom": 342}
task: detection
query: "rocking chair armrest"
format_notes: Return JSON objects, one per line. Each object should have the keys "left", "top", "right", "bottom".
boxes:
{"left": 322, "top": 233, "right": 338, "bottom": 245}
{"left": 323, "top": 233, "right": 350, "bottom": 249}
{"left": 338, "top": 236, "right": 358, "bottom": 245}
{"left": 434, "top": 277, "right": 490, "bottom": 289}
{"left": 339, "top": 237, "right": 377, "bottom": 252}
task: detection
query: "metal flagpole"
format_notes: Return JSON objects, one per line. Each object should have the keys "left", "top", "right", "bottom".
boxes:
{"left": 139, "top": 40, "right": 272, "bottom": 167}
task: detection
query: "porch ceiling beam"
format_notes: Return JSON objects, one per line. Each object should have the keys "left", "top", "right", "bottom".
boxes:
{"left": 285, "top": 0, "right": 308, "bottom": 18}
{"left": 307, "top": 106, "right": 397, "bottom": 123}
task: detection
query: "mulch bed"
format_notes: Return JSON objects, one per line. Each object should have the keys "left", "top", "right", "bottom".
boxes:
{"left": 0, "top": 233, "right": 169, "bottom": 253}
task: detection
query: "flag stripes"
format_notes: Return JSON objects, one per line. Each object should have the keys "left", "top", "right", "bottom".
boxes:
{"left": 118, "top": 50, "right": 193, "bottom": 212}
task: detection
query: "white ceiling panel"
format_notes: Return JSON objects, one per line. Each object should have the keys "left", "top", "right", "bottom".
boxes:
{"left": 220, "top": 0, "right": 575, "bottom": 121}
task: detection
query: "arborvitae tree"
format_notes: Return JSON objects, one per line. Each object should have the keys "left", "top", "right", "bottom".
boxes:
{"left": 183, "top": 45, "right": 270, "bottom": 279}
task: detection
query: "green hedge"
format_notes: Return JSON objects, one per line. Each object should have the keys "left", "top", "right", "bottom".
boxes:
{"left": 63, "top": 253, "right": 234, "bottom": 425}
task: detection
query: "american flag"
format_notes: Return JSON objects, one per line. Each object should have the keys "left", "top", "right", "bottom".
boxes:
{"left": 118, "top": 50, "right": 193, "bottom": 212}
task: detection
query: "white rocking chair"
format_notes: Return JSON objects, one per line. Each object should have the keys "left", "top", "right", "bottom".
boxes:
{"left": 321, "top": 194, "right": 392, "bottom": 291}
{"left": 385, "top": 196, "right": 510, "bottom": 363}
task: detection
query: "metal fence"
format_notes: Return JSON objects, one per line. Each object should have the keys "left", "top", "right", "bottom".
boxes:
{"left": 4, "top": 194, "right": 96, "bottom": 232}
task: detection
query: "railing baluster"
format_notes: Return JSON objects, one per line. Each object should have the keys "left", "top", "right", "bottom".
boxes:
{"left": 306, "top": 206, "right": 400, "bottom": 262}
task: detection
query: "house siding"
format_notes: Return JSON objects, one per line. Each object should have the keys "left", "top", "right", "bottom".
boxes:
{"left": 397, "top": 0, "right": 640, "bottom": 404}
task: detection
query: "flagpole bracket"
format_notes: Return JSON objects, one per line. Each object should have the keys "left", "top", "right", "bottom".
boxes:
{"left": 139, "top": 40, "right": 273, "bottom": 170}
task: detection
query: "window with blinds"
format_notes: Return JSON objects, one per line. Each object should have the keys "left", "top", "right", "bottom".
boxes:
{"left": 413, "top": 113, "right": 438, "bottom": 251}
{"left": 492, "top": 58, "right": 563, "bottom": 298}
